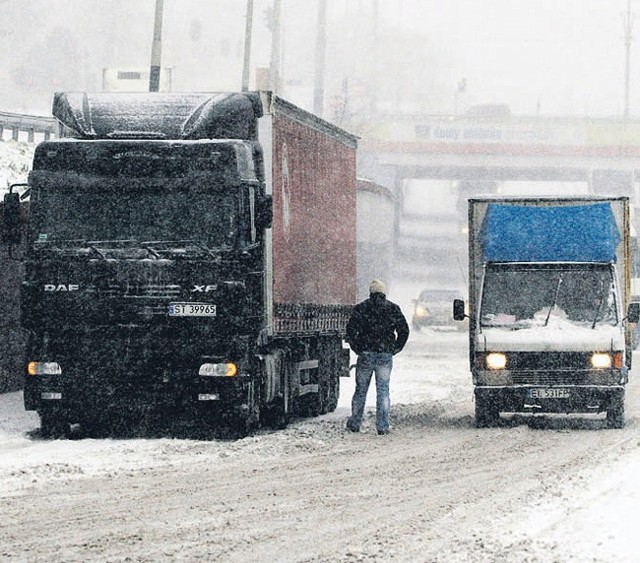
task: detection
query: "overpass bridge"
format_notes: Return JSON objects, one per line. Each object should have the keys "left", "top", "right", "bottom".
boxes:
{"left": 356, "top": 113, "right": 640, "bottom": 285}
{"left": 0, "top": 111, "right": 60, "bottom": 142}
{"left": 359, "top": 113, "right": 640, "bottom": 191}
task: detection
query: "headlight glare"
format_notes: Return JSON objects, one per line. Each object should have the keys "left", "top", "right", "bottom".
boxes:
{"left": 27, "top": 361, "right": 62, "bottom": 376}
{"left": 199, "top": 362, "right": 238, "bottom": 377}
{"left": 591, "top": 353, "right": 612, "bottom": 369}
{"left": 414, "top": 305, "right": 429, "bottom": 317}
{"left": 485, "top": 353, "right": 507, "bottom": 370}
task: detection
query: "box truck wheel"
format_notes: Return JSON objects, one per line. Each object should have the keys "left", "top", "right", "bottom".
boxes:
{"left": 475, "top": 391, "right": 500, "bottom": 428}
{"left": 606, "top": 390, "right": 625, "bottom": 429}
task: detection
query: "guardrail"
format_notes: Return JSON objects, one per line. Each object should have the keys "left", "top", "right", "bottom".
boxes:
{"left": 0, "top": 110, "right": 61, "bottom": 142}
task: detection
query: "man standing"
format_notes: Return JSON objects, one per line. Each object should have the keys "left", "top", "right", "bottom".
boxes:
{"left": 345, "top": 279, "right": 410, "bottom": 435}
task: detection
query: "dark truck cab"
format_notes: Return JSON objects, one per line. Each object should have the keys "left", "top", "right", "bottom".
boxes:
{"left": 2, "top": 92, "right": 357, "bottom": 437}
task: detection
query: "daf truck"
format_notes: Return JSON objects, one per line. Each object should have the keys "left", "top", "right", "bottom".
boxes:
{"left": 1, "top": 91, "right": 357, "bottom": 437}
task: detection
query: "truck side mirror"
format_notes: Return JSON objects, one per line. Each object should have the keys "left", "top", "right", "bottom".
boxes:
{"left": 627, "top": 302, "right": 640, "bottom": 324}
{"left": 453, "top": 298, "right": 466, "bottom": 321}
{"left": 2, "top": 192, "right": 23, "bottom": 245}
{"left": 257, "top": 194, "right": 272, "bottom": 230}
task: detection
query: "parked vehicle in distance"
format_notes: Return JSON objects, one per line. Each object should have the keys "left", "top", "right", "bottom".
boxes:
{"left": 411, "top": 288, "right": 463, "bottom": 330}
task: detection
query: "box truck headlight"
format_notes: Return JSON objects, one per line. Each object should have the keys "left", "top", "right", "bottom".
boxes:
{"left": 27, "top": 361, "right": 62, "bottom": 376}
{"left": 591, "top": 353, "right": 612, "bottom": 369}
{"left": 485, "top": 353, "right": 507, "bottom": 370}
{"left": 199, "top": 362, "right": 238, "bottom": 377}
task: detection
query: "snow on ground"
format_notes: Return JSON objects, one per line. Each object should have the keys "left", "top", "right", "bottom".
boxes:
{"left": 3, "top": 323, "right": 640, "bottom": 561}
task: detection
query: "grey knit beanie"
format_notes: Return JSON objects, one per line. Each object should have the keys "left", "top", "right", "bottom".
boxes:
{"left": 369, "top": 279, "right": 387, "bottom": 295}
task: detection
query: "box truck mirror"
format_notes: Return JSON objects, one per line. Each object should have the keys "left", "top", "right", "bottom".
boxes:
{"left": 627, "top": 302, "right": 640, "bottom": 324}
{"left": 2, "top": 192, "right": 23, "bottom": 245}
{"left": 453, "top": 298, "right": 466, "bottom": 321}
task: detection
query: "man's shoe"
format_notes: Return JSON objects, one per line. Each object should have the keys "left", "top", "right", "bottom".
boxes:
{"left": 346, "top": 422, "right": 360, "bottom": 433}
{"left": 377, "top": 429, "right": 389, "bottom": 435}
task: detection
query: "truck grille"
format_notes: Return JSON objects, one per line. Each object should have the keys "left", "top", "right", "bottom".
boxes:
{"left": 86, "top": 283, "right": 182, "bottom": 298}
{"left": 508, "top": 352, "right": 592, "bottom": 385}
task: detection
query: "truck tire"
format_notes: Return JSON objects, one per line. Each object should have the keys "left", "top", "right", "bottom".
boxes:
{"left": 265, "top": 400, "right": 290, "bottom": 430}
{"left": 475, "top": 393, "right": 500, "bottom": 428}
{"left": 606, "top": 392, "right": 625, "bottom": 429}
{"left": 39, "top": 406, "right": 70, "bottom": 439}
{"left": 326, "top": 374, "right": 339, "bottom": 413}
{"left": 264, "top": 375, "right": 291, "bottom": 430}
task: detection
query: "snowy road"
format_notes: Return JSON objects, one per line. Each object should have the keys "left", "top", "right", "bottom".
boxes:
{"left": 2, "top": 327, "right": 640, "bottom": 562}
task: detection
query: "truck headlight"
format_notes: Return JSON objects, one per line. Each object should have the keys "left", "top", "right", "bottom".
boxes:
{"left": 199, "top": 362, "right": 238, "bottom": 377}
{"left": 591, "top": 353, "right": 612, "bottom": 369}
{"left": 485, "top": 353, "right": 507, "bottom": 370}
{"left": 27, "top": 361, "right": 62, "bottom": 376}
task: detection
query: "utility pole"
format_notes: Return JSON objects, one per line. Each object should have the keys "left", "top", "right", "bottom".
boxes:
{"left": 149, "top": 0, "right": 164, "bottom": 92}
{"left": 370, "top": 0, "right": 379, "bottom": 116}
{"left": 269, "top": 0, "right": 282, "bottom": 94}
{"left": 623, "top": 0, "right": 633, "bottom": 119}
{"left": 313, "top": 0, "right": 327, "bottom": 116}
{"left": 242, "top": 0, "right": 254, "bottom": 92}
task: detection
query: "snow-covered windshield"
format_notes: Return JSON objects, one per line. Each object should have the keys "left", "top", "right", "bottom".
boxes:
{"left": 31, "top": 191, "right": 239, "bottom": 250}
{"left": 480, "top": 264, "right": 618, "bottom": 329}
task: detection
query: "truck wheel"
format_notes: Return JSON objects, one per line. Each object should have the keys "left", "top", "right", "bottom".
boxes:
{"left": 606, "top": 393, "right": 625, "bottom": 429}
{"left": 263, "top": 384, "right": 290, "bottom": 430}
{"left": 39, "top": 406, "right": 69, "bottom": 439}
{"left": 245, "top": 379, "right": 261, "bottom": 433}
{"left": 326, "top": 374, "right": 339, "bottom": 413}
{"left": 475, "top": 394, "right": 500, "bottom": 428}
{"left": 264, "top": 401, "right": 289, "bottom": 430}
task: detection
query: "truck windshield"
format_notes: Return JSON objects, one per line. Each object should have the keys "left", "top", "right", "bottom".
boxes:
{"left": 31, "top": 191, "right": 238, "bottom": 250}
{"left": 480, "top": 265, "right": 618, "bottom": 329}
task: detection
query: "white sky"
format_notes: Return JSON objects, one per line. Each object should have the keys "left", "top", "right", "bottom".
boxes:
{"left": 0, "top": 0, "right": 637, "bottom": 117}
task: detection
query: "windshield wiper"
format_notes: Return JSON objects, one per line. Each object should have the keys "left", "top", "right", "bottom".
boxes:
{"left": 544, "top": 275, "right": 563, "bottom": 327}
{"left": 141, "top": 240, "right": 218, "bottom": 257}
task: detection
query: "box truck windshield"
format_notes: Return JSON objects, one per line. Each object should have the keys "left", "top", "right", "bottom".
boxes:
{"left": 480, "top": 264, "right": 618, "bottom": 329}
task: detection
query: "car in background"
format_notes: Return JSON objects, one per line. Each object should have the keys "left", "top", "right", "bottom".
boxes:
{"left": 411, "top": 288, "right": 464, "bottom": 331}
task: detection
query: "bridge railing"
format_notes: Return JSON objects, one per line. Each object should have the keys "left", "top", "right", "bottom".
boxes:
{"left": 0, "top": 111, "right": 61, "bottom": 143}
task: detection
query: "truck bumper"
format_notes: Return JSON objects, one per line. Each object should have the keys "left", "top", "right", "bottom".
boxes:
{"left": 22, "top": 328, "right": 256, "bottom": 422}
{"left": 475, "top": 385, "right": 625, "bottom": 415}
{"left": 25, "top": 371, "right": 254, "bottom": 417}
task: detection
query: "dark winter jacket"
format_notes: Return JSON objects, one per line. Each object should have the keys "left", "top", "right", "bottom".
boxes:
{"left": 346, "top": 293, "right": 410, "bottom": 355}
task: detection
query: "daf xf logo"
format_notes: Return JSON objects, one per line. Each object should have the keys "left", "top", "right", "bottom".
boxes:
{"left": 191, "top": 285, "right": 217, "bottom": 292}
{"left": 44, "top": 284, "right": 79, "bottom": 292}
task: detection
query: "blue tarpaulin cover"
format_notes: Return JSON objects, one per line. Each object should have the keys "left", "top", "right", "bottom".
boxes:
{"left": 482, "top": 202, "right": 620, "bottom": 262}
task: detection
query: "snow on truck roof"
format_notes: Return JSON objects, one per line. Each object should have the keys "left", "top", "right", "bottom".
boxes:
{"left": 470, "top": 195, "right": 628, "bottom": 203}
{"left": 53, "top": 92, "right": 263, "bottom": 140}
{"left": 51, "top": 91, "right": 358, "bottom": 148}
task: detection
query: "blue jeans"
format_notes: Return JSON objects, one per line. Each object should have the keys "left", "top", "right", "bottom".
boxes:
{"left": 348, "top": 352, "right": 393, "bottom": 432}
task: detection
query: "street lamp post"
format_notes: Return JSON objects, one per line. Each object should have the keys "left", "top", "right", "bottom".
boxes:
{"left": 149, "top": 0, "right": 164, "bottom": 92}
{"left": 623, "top": 0, "right": 633, "bottom": 119}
